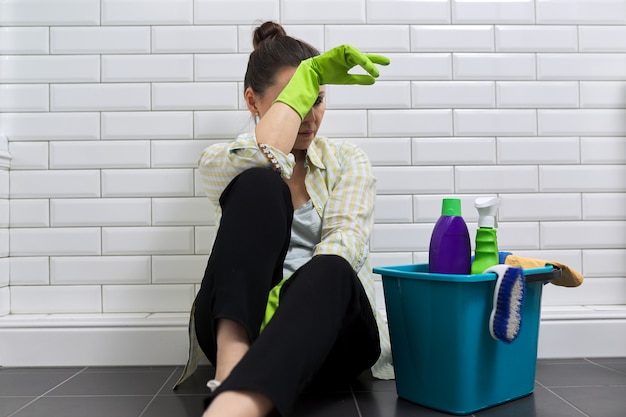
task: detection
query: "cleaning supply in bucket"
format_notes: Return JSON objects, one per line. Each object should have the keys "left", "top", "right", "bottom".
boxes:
{"left": 428, "top": 198, "right": 471, "bottom": 274}
{"left": 471, "top": 197, "right": 500, "bottom": 275}
{"left": 485, "top": 264, "right": 526, "bottom": 343}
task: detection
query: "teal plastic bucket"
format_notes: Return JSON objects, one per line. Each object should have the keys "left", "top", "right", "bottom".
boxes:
{"left": 374, "top": 264, "right": 556, "bottom": 415}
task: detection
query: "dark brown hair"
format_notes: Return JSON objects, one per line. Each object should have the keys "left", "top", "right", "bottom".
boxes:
{"left": 244, "top": 21, "right": 319, "bottom": 96}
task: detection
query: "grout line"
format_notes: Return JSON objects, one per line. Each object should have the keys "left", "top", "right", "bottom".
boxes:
{"left": 137, "top": 366, "right": 180, "bottom": 417}
{"left": 350, "top": 388, "right": 364, "bottom": 417}
{"left": 33, "top": 394, "right": 157, "bottom": 398}
{"left": 364, "top": 0, "right": 368, "bottom": 23}
{"left": 584, "top": 358, "right": 626, "bottom": 376}
{"left": 536, "top": 383, "right": 624, "bottom": 389}
{"left": 7, "top": 367, "right": 88, "bottom": 417}
{"left": 535, "top": 381, "right": 591, "bottom": 417}
{"left": 6, "top": 397, "right": 39, "bottom": 416}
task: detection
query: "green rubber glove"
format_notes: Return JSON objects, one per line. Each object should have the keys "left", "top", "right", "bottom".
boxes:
{"left": 274, "top": 44, "right": 390, "bottom": 120}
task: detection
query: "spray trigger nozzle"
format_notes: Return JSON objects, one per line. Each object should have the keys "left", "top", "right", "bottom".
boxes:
{"left": 475, "top": 197, "right": 500, "bottom": 229}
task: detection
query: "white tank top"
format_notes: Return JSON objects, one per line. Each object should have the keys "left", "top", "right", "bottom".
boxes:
{"left": 282, "top": 200, "right": 322, "bottom": 279}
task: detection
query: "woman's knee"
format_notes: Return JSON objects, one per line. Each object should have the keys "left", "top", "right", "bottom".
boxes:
{"left": 299, "top": 255, "right": 358, "bottom": 289}
{"left": 234, "top": 167, "right": 284, "bottom": 191}
{"left": 308, "top": 254, "right": 353, "bottom": 273}
{"left": 219, "top": 167, "right": 291, "bottom": 209}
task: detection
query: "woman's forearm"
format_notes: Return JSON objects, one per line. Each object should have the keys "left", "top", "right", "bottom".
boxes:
{"left": 254, "top": 102, "right": 301, "bottom": 155}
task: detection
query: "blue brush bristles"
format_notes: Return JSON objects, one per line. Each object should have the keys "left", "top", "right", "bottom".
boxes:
{"left": 485, "top": 265, "right": 526, "bottom": 343}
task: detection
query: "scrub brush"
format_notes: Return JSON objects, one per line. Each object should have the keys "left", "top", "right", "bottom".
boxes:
{"left": 484, "top": 264, "right": 526, "bottom": 343}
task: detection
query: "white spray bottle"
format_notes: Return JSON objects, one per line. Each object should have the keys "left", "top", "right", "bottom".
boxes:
{"left": 471, "top": 197, "right": 500, "bottom": 274}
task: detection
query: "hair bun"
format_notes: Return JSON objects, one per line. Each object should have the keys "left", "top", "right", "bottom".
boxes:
{"left": 252, "top": 21, "right": 287, "bottom": 49}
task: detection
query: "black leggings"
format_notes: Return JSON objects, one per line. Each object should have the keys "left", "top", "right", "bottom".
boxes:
{"left": 193, "top": 168, "right": 380, "bottom": 417}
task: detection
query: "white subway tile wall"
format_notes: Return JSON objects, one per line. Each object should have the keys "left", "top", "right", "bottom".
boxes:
{"left": 0, "top": 200, "right": 8, "bottom": 229}
{"left": 10, "top": 257, "right": 50, "bottom": 286}
{"left": 0, "top": 0, "right": 624, "bottom": 317}
{"left": 0, "top": 27, "right": 49, "bottom": 54}
{"left": 50, "top": 256, "right": 152, "bottom": 285}
{"left": 10, "top": 285, "right": 102, "bottom": 314}
{"left": 7, "top": 142, "right": 48, "bottom": 169}
{"left": 0, "top": 229, "right": 8, "bottom": 258}
{"left": 0, "top": 113, "right": 100, "bottom": 141}
{"left": 0, "top": 171, "right": 7, "bottom": 199}
{"left": 101, "top": 0, "right": 193, "bottom": 26}
{"left": 50, "top": 27, "right": 151, "bottom": 54}
{"left": 0, "top": 84, "right": 49, "bottom": 112}
{"left": 9, "top": 199, "right": 50, "bottom": 227}
{"left": 411, "top": 25, "right": 494, "bottom": 52}
{"left": 50, "top": 84, "right": 152, "bottom": 112}
{"left": 326, "top": 25, "right": 411, "bottom": 52}
{"left": 451, "top": 0, "right": 536, "bottom": 24}
{"left": 535, "top": 0, "right": 626, "bottom": 24}
{"left": 0, "top": 147, "right": 6, "bottom": 316}
{"left": 367, "top": 0, "right": 451, "bottom": 24}
{"left": 151, "top": 255, "right": 208, "bottom": 284}
{"left": 0, "top": 56, "right": 101, "bottom": 83}
{"left": 495, "top": 25, "right": 579, "bottom": 52}
{"left": 0, "top": 0, "right": 100, "bottom": 26}
{"left": 578, "top": 26, "right": 626, "bottom": 52}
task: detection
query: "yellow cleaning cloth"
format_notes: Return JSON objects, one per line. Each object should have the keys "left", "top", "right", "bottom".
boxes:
{"left": 504, "top": 255, "right": 584, "bottom": 288}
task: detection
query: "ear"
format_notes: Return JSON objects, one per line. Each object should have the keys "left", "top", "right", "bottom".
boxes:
{"left": 244, "top": 87, "right": 260, "bottom": 116}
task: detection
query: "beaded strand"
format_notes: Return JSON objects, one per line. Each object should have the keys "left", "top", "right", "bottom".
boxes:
{"left": 258, "top": 143, "right": 282, "bottom": 175}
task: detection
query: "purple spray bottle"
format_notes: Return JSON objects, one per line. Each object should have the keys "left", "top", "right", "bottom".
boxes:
{"left": 428, "top": 198, "right": 471, "bottom": 274}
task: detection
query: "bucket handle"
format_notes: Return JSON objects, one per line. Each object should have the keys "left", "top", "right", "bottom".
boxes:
{"left": 525, "top": 265, "right": 561, "bottom": 284}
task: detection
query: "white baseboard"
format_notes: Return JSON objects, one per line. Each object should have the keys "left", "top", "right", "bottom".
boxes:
{"left": 0, "top": 326, "right": 189, "bottom": 367}
{"left": 538, "top": 319, "right": 626, "bottom": 358}
{"left": 0, "top": 314, "right": 193, "bottom": 367}
{"left": 1, "top": 311, "right": 625, "bottom": 367}
{"left": 538, "top": 306, "right": 626, "bottom": 358}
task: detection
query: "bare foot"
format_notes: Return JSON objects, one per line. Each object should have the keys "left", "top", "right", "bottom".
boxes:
{"left": 214, "top": 319, "right": 250, "bottom": 382}
{"left": 202, "top": 390, "right": 273, "bottom": 417}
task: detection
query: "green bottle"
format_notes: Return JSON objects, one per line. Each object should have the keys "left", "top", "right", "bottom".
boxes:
{"left": 471, "top": 197, "right": 500, "bottom": 275}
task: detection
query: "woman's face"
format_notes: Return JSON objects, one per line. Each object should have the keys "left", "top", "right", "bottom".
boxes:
{"left": 247, "top": 66, "right": 326, "bottom": 151}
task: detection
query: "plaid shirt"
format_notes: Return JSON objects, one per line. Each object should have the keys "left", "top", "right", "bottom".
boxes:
{"left": 175, "top": 133, "right": 394, "bottom": 388}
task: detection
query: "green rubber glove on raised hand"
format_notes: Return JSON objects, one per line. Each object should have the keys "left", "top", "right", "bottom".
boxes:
{"left": 274, "top": 44, "right": 390, "bottom": 120}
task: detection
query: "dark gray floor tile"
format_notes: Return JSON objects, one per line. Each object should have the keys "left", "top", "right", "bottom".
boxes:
{"left": 83, "top": 366, "right": 177, "bottom": 374}
{"left": 10, "top": 396, "right": 151, "bottom": 417}
{"left": 0, "top": 398, "right": 36, "bottom": 417}
{"left": 475, "top": 386, "right": 586, "bottom": 417}
{"left": 174, "top": 391, "right": 361, "bottom": 417}
{"left": 586, "top": 358, "right": 626, "bottom": 362}
{"left": 354, "top": 391, "right": 455, "bottom": 417}
{"left": 551, "top": 386, "right": 626, "bottom": 417}
{"left": 351, "top": 372, "right": 396, "bottom": 392}
{"left": 47, "top": 370, "right": 173, "bottom": 396}
{"left": 535, "top": 361, "right": 626, "bottom": 387}
{"left": 291, "top": 391, "right": 359, "bottom": 417}
{"left": 0, "top": 372, "right": 77, "bottom": 396}
{"left": 588, "top": 358, "right": 626, "bottom": 374}
{"left": 0, "top": 367, "right": 83, "bottom": 374}
{"left": 1, "top": 359, "right": 624, "bottom": 417}
{"left": 160, "top": 383, "right": 358, "bottom": 417}
{"left": 536, "top": 359, "right": 587, "bottom": 365}
{"left": 163, "top": 366, "right": 214, "bottom": 395}
{"left": 140, "top": 395, "right": 206, "bottom": 417}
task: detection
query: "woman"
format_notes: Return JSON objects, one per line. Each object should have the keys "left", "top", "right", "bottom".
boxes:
{"left": 178, "top": 21, "right": 393, "bottom": 417}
